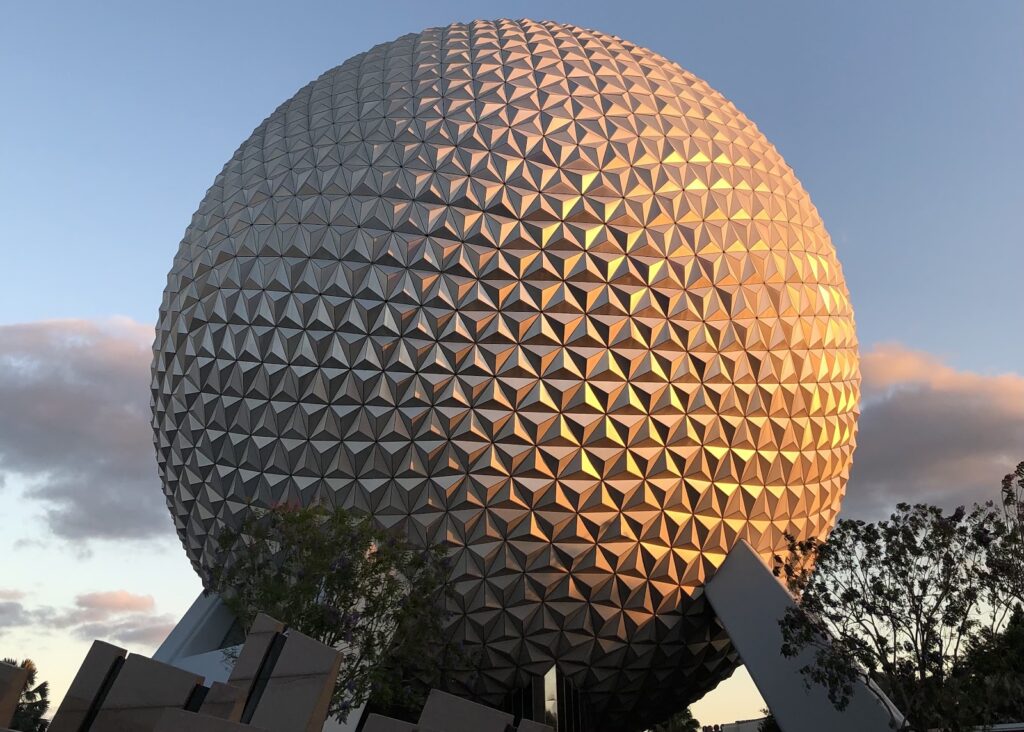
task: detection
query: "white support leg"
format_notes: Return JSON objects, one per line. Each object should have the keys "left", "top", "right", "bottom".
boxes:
{"left": 704, "top": 541, "right": 904, "bottom": 732}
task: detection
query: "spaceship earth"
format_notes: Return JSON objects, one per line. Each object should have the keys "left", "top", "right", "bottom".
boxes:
{"left": 151, "top": 18, "right": 859, "bottom": 730}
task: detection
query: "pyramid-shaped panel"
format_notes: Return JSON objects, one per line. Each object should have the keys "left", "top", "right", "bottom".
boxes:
{"left": 152, "top": 19, "right": 860, "bottom": 732}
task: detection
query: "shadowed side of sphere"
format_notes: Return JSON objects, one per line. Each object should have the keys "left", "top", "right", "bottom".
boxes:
{"left": 151, "top": 18, "right": 859, "bottom": 732}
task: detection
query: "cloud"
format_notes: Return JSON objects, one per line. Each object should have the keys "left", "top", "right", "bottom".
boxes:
{"left": 76, "top": 590, "right": 155, "bottom": 614}
{"left": 0, "top": 601, "right": 31, "bottom": 630}
{"left": 66, "top": 591, "right": 174, "bottom": 647}
{"left": 0, "top": 589, "right": 26, "bottom": 602}
{"left": 0, "top": 318, "right": 169, "bottom": 540}
{"left": 38, "top": 591, "right": 157, "bottom": 628}
{"left": 17, "top": 589, "right": 173, "bottom": 649}
{"left": 844, "top": 343, "right": 1024, "bottom": 520}
{"left": 73, "top": 616, "right": 176, "bottom": 647}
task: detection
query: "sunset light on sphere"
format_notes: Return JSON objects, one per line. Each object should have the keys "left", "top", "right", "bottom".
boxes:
{"left": 151, "top": 19, "right": 860, "bottom": 731}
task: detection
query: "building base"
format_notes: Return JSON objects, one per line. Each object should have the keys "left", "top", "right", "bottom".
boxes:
{"left": 153, "top": 543, "right": 905, "bottom": 732}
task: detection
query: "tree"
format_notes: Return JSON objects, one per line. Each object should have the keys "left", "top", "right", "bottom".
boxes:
{"left": 650, "top": 706, "right": 700, "bottom": 732}
{"left": 1, "top": 658, "right": 49, "bottom": 732}
{"left": 756, "top": 709, "right": 780, "bottom": 732}
{"left": 772, "top": 468, "right": 1024, "bottom": 732}
{"left": 995, "top": 461, "right": 1024, "bottom": 603}
{"left": 959, "top": 604, "right": 1024, "bottom": 724}
{"left": 207, "top": 504, "right": 463, "bottom": 722}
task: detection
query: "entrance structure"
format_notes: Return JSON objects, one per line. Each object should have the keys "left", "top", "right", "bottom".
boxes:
{"left": 152, "top": 19, "right": 862, "bottom": 731}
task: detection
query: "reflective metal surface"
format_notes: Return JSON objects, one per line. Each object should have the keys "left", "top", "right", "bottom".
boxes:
{"left": 152, "top": 19, "right": 859, "bottom": 730}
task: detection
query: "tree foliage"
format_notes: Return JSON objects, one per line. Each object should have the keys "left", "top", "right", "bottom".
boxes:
{"left": 207, "top": 504, "right": 463, "bottom": 722}
{"left": 959, "top": 603, "right": 1024, "bottom": 721}
{"left": 1, "top": 658, "right": 49, "bottom": 732}
{"left": 757, "top": 709, "right": 781, "bottom": 732}
{"left": 773, "top": 463, "right": 1024, "bottom": 731}
{"left": 995, "top": 461, "right": 1024, "bottom": 603}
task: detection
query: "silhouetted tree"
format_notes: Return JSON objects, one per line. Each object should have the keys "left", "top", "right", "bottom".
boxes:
{"left": 756, "top": 709, "right": 780, "bottom": 731}
{"left": 772, "top": 464, "right": 1024, "bottom": 731}
{"left": 958, "top": 604, "right": 1024, "bottom": 724}
{"left": 1, "top": 658, "right": 49, "bottom": 732}
{"left": 995, "top": 462, "right": 1024, "bottom": 603}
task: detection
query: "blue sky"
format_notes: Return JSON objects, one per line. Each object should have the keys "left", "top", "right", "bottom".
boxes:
{"left": 3, "top": 0, "right": 1022, "bottom": 372}
{"left": 1, "top": 1, "right": 1022, "bottom": 726}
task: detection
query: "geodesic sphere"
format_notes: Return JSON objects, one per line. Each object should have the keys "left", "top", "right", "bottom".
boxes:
{"left": 152, "top": 19, "right": 859, "bottom": 731}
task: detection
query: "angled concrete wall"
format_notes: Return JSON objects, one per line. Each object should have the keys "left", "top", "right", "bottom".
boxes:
{"left": 0, "top": 661, "right": 28, "bottom": 729}
{"left": 705, "top": 541, "right": 903, "bottom": 732}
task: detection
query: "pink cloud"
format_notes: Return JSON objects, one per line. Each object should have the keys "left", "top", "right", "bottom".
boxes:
{"left": 75, "top": 590, "right": 155, "bottom": 614}
{"left": 24, "top": 588, "right": 173, "bottom": 650}
{"left": 845, "top": 343, "right": 1024, "bottom": 519}
{"left": 862, "top": 342, "right": 1024, "bottom": 403}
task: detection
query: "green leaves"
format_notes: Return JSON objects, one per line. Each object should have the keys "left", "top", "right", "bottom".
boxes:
{"left": 206, "top": 505, "right": 460, "bottom": 722}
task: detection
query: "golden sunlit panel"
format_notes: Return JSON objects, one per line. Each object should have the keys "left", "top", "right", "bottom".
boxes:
{"left": 151, "top": 19, "right": 859, "bottom": 731}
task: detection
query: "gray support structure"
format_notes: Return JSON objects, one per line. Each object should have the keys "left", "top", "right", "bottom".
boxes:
{"left": 0, "top": 661, "right": 28, "bottom": 729}
{"left": 704, "top": 540, "right": 903, "bottom": 732}
{"left": 90, "top": 655, "right": 204, "bottom": 731}
{"left": 360, "top": 715, "right": 416, "bottom": 732}
{"left": 48, "top": 641, "right": 127, "bottom": 732}
{"left": 417, "top": 689, "right": 515, "bottom": 732}
{"left": 155, "top": 708, "right": 269, "bottom": 732}
{"left": 248, "top": 628, "right": 343, "bottom": 732}
{"left": 153, "top": 592, "right": 239, "bottom": 684}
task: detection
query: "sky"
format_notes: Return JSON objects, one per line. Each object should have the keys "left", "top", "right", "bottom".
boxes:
{"left": 0, "top": 1, "right": 1022, "bottom": 726}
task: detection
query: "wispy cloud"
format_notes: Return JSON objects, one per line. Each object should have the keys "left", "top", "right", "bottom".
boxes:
{"left": 0, "top": 318, "right": 168, "bottom": 540}
{"left": 845, "top": 343, "right": 1024, "bottom": 519}
{"left": 39, "top": 590, "right": 157, "bottom": 627}
{"left": 72, "top": 616, "right": 175, "bottom": 647}
{"left": 2, "top": 589, "right": 173, "bottom": 649}
{"left": 75, "top": 590, "right": 156, "bottom": 614}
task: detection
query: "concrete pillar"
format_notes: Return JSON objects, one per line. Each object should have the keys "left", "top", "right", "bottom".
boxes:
{"left": 360, "top": 714, "right": 416, "bottom": 732}
{"left": 0, "top": 661, "right": 28, "bottom": 729}
{"left": 417, "top": 689, "right": 515, "bottom": 732}
{"left": 248, "top": 628, "right": 343, "bottom": 732}
{"left": 155, "top": 707, "right": 270, "bottom": 731}
{"left": 199, "top": 681, "right": 246, "bottom": 721}
{"left": 90, "top": 654, "right": 204, "bottom": 732}
{"left": 48, "top": 641, "right": 127, "bottom": 732}
{"left": 230, "top": 613, "right": 286, "bottom": 706}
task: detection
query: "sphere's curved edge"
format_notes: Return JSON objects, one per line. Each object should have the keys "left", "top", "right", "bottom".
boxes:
{"left": 151, "top": 18, "right": 859, "bottom": 732}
